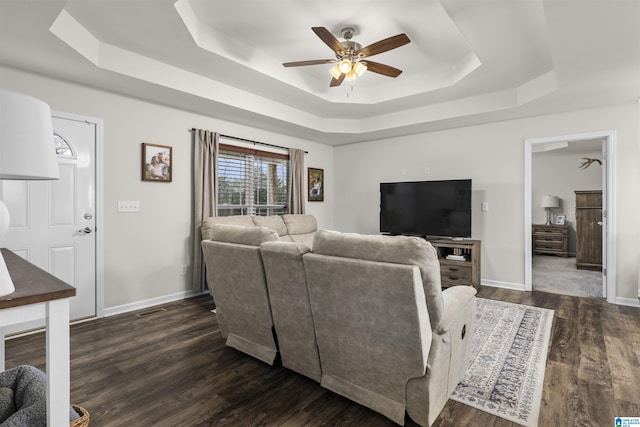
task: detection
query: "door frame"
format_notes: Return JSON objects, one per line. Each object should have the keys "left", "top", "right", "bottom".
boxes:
{"left": 53, "top": 110, "right": 105, "bottom": 318}
{"left": 524, "top": 130, "right": 616, "bottom": 303}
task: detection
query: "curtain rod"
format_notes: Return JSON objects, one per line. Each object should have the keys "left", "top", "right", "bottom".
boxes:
{"left": 190, "top": 128, "right": 307, "bottom": 153}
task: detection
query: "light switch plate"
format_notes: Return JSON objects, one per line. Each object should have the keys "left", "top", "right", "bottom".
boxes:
{"left": 118, "top": 200, "right": 140, "bottom": 212}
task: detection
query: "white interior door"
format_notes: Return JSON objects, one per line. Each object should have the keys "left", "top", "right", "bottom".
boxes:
{"left": 1, "top": 115, "right": 96, "bottom": 324}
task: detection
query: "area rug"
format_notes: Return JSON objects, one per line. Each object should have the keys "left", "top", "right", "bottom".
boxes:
{"left": 450, "top": 298, "right": 554, "bottom": 427}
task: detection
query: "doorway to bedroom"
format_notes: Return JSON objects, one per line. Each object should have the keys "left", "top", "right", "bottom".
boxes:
{"left": 524, "top": 131, "right": 615, "bottom": 302}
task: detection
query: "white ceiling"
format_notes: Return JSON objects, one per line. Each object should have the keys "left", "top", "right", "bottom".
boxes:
{"left": 0, "top": 0, "right": 638, "bottom": 145}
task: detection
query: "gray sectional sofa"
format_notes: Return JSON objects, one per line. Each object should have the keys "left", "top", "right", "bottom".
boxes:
{"left": 200, "top": 214, "right": 477, "bottom": 426}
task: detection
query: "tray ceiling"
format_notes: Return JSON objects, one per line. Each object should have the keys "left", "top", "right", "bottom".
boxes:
{"left": 0, "top": 0, "right": 638, "bottom": 145}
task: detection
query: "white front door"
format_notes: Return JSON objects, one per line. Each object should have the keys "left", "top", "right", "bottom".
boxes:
{"left": 1, "top": 115, "right": 96, "bottom": 323}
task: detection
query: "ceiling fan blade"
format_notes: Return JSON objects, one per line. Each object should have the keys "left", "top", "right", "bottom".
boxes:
{"left": 363, "top": 61, "right": 403, "bottom": 78}
{"left": 312, "top": 27, "right": 345, "bottom": 55}
{"left": 283, "top": 59, "right": 336, "bottom": 67}
{"left": 356, "top": 33, "right": 410, "bottom": 58}
{"left": 330, "top": 73, "right": 345, "bottom": 87}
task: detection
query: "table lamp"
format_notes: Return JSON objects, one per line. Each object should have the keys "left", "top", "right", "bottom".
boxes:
{"left": 541, "top": 195, "right": 559, "bottom": 225}
{"left": 0, "top": 88, "right": 59, "bottom": 297}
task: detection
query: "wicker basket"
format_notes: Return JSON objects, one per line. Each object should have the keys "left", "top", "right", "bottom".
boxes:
{"left": 71, "top": 405, "right": 90, "bottom": 427}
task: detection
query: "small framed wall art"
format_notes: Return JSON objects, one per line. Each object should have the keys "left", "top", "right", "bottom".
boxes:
{"left": 142, "top": 143, "right": 172, "bottom": 182}
{"left": 555, "top": 215, "right": 566, "bottom": 225}
{"left": 308, "top": 167, "right": 324, "bottom": 202}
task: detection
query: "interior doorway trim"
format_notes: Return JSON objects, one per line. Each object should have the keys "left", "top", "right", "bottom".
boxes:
{"left": 524, "top": 130, "right": 616, "bottom": 303}
{"left": 52, "top": 110, "right": 105, "bottom": 318}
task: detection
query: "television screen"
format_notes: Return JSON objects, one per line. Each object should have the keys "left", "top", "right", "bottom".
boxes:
{"left": 380, "top": 179, "right": 472, "bottom": 238}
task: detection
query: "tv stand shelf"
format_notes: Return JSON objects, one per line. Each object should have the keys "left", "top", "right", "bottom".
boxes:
{"left": 429, "top": 239, "right": 481, "bottom": 290}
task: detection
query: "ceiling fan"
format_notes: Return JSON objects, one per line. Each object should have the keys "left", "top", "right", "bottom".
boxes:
{"left": 283, "top": 27, "right": 411, "bottom": 87}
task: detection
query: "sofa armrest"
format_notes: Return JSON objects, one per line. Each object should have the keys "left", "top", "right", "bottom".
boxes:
{"left": 436, "top": 285, "right": 477, "bottom": 335}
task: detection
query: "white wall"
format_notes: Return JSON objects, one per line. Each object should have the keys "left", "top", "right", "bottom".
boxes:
{"left": 0, "top": 66, "right": 334, "bottom": 310}
{"left": 2, "top": 66, "right": 637, "bottom": 303}
{"left": 532, "top": 144, "right": 602, "bottom": 255}
{"left": 334, "top": 103, "right": 640, "bottom": 300}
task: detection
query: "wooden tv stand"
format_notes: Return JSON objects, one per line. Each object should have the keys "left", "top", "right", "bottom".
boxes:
{"left": 429, "top": 239, "right": 481, "bottom": 290}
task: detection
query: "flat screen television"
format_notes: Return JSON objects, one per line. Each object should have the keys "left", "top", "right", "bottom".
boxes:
{"left": 380, "top": 179, "right": 472, "bottom": 238}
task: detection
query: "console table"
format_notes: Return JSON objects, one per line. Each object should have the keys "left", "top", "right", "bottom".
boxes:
{"left": 0, "top": 248, "right": 76, "bottom": 426}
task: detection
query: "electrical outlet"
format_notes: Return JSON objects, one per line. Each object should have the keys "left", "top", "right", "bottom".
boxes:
{"left": 481, "top": 202, "right": 489, "bottom": 212}
{"left": 180, "top": 265, "right": 188, "bottom": 275}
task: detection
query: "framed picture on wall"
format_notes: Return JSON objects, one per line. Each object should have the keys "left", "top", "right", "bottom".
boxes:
{"left": 308, "top": 167, "right": 324, "bottom": 202}
{"left": 142, "top": 143, "right": 172, "bottom": 182}
{"left": 555, "top": 215, "right": 566, "bottom": 225}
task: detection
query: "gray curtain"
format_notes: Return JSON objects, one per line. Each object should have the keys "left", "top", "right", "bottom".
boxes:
{"left": 192, "top": 129, "right": 219, "bottom": 291}
{"left": 288, "top": 147, "right": 305, "bottom": 214}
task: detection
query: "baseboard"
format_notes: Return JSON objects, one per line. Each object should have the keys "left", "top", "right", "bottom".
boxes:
{"left": 481, "top": 279, "right": 525, "bottom": 291}
{"left": 104, "top": 289, "right": 209, "bottom": 317}
{"left": 614, "top": 296, "right": 640, "bottom": 308}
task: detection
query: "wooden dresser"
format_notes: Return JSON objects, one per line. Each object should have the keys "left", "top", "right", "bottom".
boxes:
{"left": 575, "top": 190, "right": 603, "bottom": 270}
{"left": 532, "top": 224, "right": 569, "bottom": 257}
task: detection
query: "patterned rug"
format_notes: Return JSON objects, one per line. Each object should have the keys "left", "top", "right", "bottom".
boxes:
{"left": 451, "top": 298, "right": 554, "bottom": 427}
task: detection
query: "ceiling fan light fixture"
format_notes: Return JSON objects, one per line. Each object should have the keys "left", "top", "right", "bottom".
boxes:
{"left": 353, "top": 61, "right": 367, "bottom": 77}
{"left": 329, "top": 63, "right": 342, "bottom": 79}
{"left": 345, "top": 62, "right": 367, "bottom": 82}
{"left": 284, "top": 27, "right": 411, "bottom": 88}
{"left": 339, "top": 58, "right": 353, "bottom": 73}
{"left": 345, "top": 69, "right": 357, "bottom": 82}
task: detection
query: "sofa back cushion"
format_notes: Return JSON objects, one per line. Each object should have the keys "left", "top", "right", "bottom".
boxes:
{"left": 202, "top": 224, "right": 279, "bottom": 364}
{"left": 302, "top": 250, "right": 431, "bottom": 424}
{"left": 282, "top": 214, "right": 317, "bottom": 235}
{"left": 251, "top": 215, "right": 288, "bottom": 238}
{"left": 312, "top": 230, "right": 444, "bottom": 331}
{"left": 260, "top": 241, "right": 322, "bottom": 382}
{"left": 210, "top": 223, "right": 278, "bottom": 247}
{"left": 201, "top": 215, "right": 255, "bottom": 240}
{"left": 282, "top": 214, "right": 317, "bottom": 248}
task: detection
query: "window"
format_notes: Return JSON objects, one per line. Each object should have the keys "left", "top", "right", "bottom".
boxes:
{"left": 217, "top": 143, "right": 288, "bottom": 216}
{"left": 54, "top": 133, "right": 74, "bottom": 157}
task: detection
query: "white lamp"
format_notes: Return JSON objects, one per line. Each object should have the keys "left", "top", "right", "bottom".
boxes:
{"left": 541, "top": 195, "right": 559, "bottom": 225}
{"left": 0, "top": 88, "right": 59, "bottom": 297}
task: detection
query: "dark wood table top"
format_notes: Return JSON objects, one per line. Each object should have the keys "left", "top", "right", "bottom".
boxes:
{"left": 0, "top": 248, "right": 76, "bottom": 310}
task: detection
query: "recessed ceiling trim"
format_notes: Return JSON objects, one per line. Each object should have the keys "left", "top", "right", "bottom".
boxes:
{"left": 175, "top": 0, "right": 483, "bottom": 104}
{"left": 517, "top": 70, "right": 557, "bottom": 105}
{"left": 48, "top": 4, "right": 559, "bottom": 137}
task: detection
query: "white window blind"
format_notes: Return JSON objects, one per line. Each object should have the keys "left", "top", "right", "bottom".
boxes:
{"left": 217, "top": 144, "right": 288, "bottom": 216}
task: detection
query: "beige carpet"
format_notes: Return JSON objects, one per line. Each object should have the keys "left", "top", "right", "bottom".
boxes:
{"left": 532, "top": 255, "right": 602, "bottom": 298}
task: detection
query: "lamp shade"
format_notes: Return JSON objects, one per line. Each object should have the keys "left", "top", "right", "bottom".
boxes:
{"left": 0, "top": 89, "right": 58, "bottom": 297}
{"left": 0, "top": 88, "right": 59, "bottom": 180}
{"left": 541, "top": 195, "right": 559, "bottom": 208}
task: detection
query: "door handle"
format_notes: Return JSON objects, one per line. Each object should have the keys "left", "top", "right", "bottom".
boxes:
{"left": 78, "top": 227, "right": 93, "bottom": 234}
{"left": 597, "top": 221, "right": 603, "bottom": 226}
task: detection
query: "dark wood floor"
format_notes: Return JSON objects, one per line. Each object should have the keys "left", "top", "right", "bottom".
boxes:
{"left": 6, "top": 287, "right": 640, "bottom": 426}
